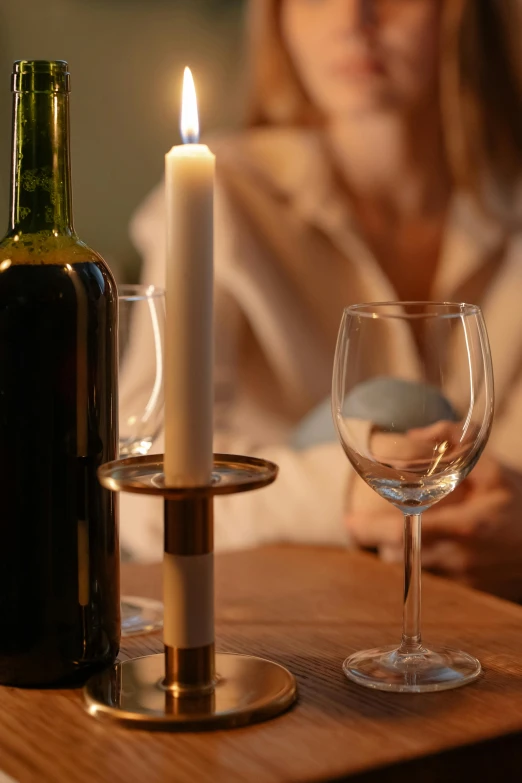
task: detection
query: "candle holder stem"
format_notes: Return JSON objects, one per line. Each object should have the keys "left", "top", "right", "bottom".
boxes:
{"left": 84, "top": 454, "right": 297, "bottom": 731}
{"left": 162, "top": 496, "right": 215, "bottom": 694}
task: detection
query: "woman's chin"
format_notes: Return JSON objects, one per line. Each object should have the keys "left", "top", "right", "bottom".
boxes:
{"left": 323, "top": 90, "right": 399, "bottom": 121}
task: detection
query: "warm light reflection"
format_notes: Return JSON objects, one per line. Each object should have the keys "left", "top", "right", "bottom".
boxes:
{"left": 0, "top": 259, "right": 11, "bottom": 272}
{"left": 180, "top": 67, "right": 199, "bottom": 144}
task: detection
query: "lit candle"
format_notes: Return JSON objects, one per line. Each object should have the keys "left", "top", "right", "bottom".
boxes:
{"left": 164, "top": 67, "right": 214, "bottom": 487}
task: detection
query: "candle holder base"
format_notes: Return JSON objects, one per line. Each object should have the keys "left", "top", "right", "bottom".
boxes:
{"left": 85, "top": 651, "right": 296, "bottom": 731}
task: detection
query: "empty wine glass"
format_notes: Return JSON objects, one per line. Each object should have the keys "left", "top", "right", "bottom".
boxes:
{"left": 119, "top": 284, "right": 165, "bottom": 636}
{"left": 332, "top": 302, "right": 494, "bottom": 692}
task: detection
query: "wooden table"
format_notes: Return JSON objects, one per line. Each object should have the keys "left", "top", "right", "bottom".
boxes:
{"left": 2, "top": 546, "right": 522, "bottom": 782}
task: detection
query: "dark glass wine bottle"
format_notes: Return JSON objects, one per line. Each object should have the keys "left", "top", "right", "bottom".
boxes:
{"left": 0, "top": 61, "right": 120, "bottom": 686}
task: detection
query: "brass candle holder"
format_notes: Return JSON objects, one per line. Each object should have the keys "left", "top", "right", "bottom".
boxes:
{"left": 84, "top": 453, "right": 297, "bottom": 730}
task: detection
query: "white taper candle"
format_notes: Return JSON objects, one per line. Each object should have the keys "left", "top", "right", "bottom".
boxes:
{"left": 164, "top": 67, "right": 214, "bottom": 487}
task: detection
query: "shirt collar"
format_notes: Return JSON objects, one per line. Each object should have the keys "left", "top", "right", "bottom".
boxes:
{"left": 433, "top": 192, "right": 506, "bottom": 299}
{"left": 228, "top": 127, "right": 507, "bottom": 298}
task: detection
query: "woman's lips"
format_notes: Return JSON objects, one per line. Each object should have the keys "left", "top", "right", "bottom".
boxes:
{"left": 330, "top": 59, "right": 385, "bottom": 78}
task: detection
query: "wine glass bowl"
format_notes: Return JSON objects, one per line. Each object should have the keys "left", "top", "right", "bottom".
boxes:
{"left": 332, "top": 302, "right": 494, "bottom": 692}
{"left": 119, "top": 284, "right": 165, "bottom": 457}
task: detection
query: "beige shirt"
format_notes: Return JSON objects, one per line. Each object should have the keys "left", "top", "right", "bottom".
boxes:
{"left": 121, "top": 128, "right": 522, "bottom": 562}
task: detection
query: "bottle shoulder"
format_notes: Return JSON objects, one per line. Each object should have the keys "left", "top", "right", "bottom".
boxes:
{"left": 0, "top": 233, "right": 113, "bottom": 274}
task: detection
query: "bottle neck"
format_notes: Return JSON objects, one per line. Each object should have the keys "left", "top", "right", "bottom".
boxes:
{"left": 9, "top": 90, "right": 74, "bottom": 236}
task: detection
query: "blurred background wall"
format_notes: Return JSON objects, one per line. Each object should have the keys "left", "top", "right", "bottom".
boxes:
{"left": 0, "top": 0, "right": 246, "bottom": 280}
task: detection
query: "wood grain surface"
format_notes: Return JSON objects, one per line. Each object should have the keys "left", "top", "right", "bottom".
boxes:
{"left": 2, "top": 546, "right": 522, "bottom": 783}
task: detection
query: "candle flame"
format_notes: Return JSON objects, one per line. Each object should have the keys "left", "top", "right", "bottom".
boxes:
{"left": 181, "top": 67, "right": 199, "bottom": 144}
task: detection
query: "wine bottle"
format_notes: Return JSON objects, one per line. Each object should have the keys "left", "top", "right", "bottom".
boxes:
{"left": 0, "top": 61, "right": 120, "bottom": 685}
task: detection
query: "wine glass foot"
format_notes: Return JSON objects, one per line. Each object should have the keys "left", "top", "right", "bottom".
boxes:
{"left": 121, "top": 596, "right": 163, "bottom": 638}
{"left": 343, "top": 644, "right": 481, "bottom": 693}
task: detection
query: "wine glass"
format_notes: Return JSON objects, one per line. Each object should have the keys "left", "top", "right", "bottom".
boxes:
{"left": 118, "top": 284, "right": 165, "bottom": 636}
{"left": 332, "top": 302, "right": 494, "bottom": 692}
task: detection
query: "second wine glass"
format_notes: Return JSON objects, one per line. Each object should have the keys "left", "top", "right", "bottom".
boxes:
{"left": 119, "top": 284, "right": 165, "bottom": 637}
{"left": 332, "top": 302, "right": 494, "bottom": 692}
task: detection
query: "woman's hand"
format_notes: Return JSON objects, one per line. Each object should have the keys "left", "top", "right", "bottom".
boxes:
{"left": 346, "top": 454, "right": 522, "bottom": 602}
{"left": 369, "top": 419, "right": 479, "bottom": 469}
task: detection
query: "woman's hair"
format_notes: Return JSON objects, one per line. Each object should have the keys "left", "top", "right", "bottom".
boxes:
{"left": 244, "top": 0, "right": 522, "bottom": 204}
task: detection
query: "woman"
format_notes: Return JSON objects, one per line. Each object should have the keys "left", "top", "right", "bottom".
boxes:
{"left": 123, "top": 0, "right": 522, "bottom": 600}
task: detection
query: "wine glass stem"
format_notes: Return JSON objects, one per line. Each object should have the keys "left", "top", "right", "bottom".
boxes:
{"left": 400, "top": 513, "right": 422, "bottom": 653}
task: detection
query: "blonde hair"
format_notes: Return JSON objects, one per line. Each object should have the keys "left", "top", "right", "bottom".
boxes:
{"left": 244, "top": 0, "right": 522, "bottom": 202}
